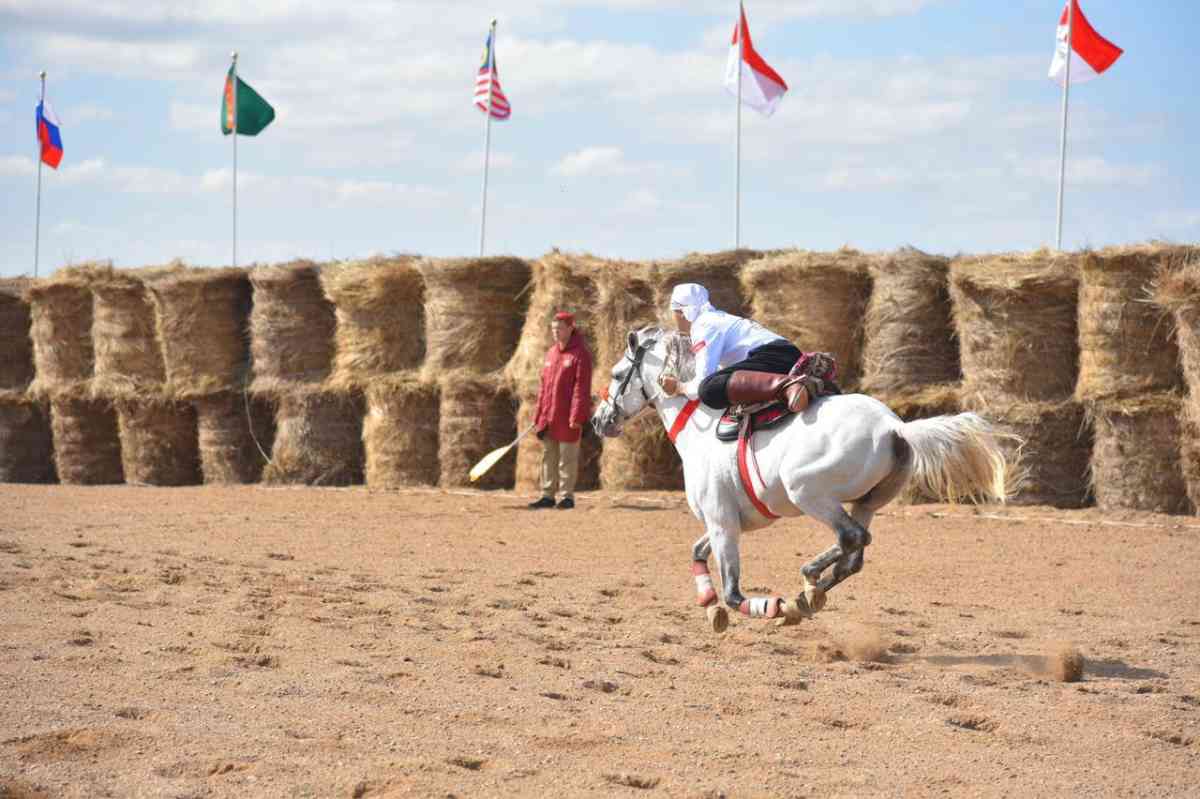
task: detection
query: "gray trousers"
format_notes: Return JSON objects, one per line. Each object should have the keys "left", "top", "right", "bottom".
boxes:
{"left": 540, "top": 437, "right": 580, "bottom": 499}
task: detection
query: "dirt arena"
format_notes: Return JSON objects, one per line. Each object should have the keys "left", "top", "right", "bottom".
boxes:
{"left": 1, "top": 485, "right": 1198, "bottom": 798}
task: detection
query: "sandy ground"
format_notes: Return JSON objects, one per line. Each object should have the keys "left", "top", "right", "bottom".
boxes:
{"left": 1, "top": 485, "right": 1198, "bottom": 798}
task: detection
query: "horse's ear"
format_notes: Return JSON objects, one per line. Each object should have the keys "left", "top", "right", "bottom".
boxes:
{"left": 627, "top": 331, "right": 639, "bottom": 353}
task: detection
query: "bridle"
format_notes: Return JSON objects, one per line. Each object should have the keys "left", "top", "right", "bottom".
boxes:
{"left": 598, "top": 333, "right": 657, "bottom": 430}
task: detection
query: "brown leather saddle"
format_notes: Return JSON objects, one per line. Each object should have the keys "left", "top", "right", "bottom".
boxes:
{"left": 715, "top": 351, "right": 840, "bottom": 442}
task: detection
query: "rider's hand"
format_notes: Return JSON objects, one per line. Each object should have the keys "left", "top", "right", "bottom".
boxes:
{"left": 660, "top": 375, "right": 680, "bottom": 397}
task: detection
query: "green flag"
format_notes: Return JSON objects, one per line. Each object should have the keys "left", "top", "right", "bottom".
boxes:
{"left": 221, "top": 67, "right": 275, "bottom": 136}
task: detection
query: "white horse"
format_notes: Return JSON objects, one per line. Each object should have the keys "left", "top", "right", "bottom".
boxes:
{"left": 592, "top": 327, "right": 1013, "bottom": 632}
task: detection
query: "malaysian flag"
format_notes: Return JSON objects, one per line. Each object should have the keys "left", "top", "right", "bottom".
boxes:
{"left": 474, "top": 29, "right": 511, "bottom": 120}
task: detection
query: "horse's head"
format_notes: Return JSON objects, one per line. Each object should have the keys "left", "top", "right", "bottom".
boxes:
{"left": 591, "top": 327, "right": 693, "bottom": 438}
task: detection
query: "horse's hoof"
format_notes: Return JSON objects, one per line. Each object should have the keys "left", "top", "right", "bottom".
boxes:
{"left": 775, "top": 597, "right": 811, "bottom": 626}
{"left": 706, "top": 604, "right": 729, "bottom": 634}
{"left": 804, "top": 585, "right": 827, "bottom": 613}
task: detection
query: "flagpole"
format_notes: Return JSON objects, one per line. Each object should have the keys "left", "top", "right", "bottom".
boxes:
{"left": 34, "top": 70, "right": 46, "bottom": 279}
{"left": 479, "top": 19, "right": 497, "bottom": 258}
{"left": 231, "top": 51, "right": 239, "bottom": 268}
{"left": 735, "top": 1, "right": 743, "bottom": 250}
{"left": 1054, "top": 1, "right": 1074, "bottom": 251}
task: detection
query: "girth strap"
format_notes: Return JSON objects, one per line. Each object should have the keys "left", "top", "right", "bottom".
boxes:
{"left": 736, "top": 415, "right": 780, "bottom": 520}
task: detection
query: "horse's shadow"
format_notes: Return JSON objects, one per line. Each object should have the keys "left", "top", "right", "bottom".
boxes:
{"left": 914, "top": 653, "right": 1166, "bottom": 681}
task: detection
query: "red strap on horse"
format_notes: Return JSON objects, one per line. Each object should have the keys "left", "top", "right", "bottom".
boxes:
{"left": 737, "top": 417, "right": 780, "bottom": 520}
{"left": 668, "top": 400, "right": 701, "bottom": 444}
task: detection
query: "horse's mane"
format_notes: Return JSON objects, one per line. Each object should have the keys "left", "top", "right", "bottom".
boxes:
{"left": 635, "top": 326, "right": 695, "bottom": 383}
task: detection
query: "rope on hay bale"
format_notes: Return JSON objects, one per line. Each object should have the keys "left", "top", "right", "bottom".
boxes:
{"left": 1076, "top": 244, "right": 1191, "bottom": 402}
{"left": 1086, "top": 393, "right": 1189, "bottom": 514}
{"left": 740, "top": 249, "right": 874, "bottom": 390}
{"left": 503, "top": 250, "right": 602, "bottom": 398}
{"left": 962, "top": 394, "right": 1091, "bottom": 508}
{"left": 194, "top": 392, "right": 275, "bottom": 484}
{"left": 949, "top": 250, "right": 1080, "bottom": 402}
{"left": 49, "top": 395, "right": 124, "bottom": 484}
{"left": 654, "top": 249, "right": 759, "bottom": 323}
{"left": 114, "top": 399, "right": 201, "bottom": 486}
{"left": 593, "top": 260, "right": 682, "bottom": 490}
{"left": 0, "top": 279, "right": 36, "bottom": 392}
{"left": 437, "top": 372, "right": 516, "bottom": 489}
{"left": 261, "top": 386, "right": 365, "bottom": 486}
{"left": 321, "top": 256, "right": 425, "bottom": 392}
{"left": 417, "top": 256, "right": 530, "bottom": 378}
{"left": 249, "top": 260, "right": 336, "bottom": 392}
{"left": 149, "top": 267, "right": 252, "bottom": 399}
{"left": 91, "top": 266, "right": 177, "bottom": 401}
{"left": 27, "top": 263, "right": 107, "bottom": 399}
{"left": 363, "top": 375, "right": 440, "bottom": 488}
{"left": 0, "top": 390, "right": 54, "bottom": 483}
{"left": 861, "top": 248, "right": 959, "bottom": 395}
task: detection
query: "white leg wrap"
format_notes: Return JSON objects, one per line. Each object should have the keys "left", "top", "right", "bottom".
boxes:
{"left": 694, "top": 574, "right": 714, "bottom": 595}
{"left": 748, "top": 597, "right": 772, "bottom": 618}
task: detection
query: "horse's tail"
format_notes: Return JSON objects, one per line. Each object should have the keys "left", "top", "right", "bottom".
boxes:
{"left": 896, "top": 412, "right": 1015, "bottom": 504}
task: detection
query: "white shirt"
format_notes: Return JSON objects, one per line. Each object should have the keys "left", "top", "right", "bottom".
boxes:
{"left": 679, "top": 309, "right": 786, "bottom": 400}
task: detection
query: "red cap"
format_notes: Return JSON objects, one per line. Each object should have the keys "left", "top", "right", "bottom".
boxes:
{"left": 554, "top": 311, "right": 575, "bottom": 323}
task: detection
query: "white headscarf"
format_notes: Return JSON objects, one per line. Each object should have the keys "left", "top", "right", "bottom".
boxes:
{"left": 669, "top": 283, "right": 716, "bottom": 323}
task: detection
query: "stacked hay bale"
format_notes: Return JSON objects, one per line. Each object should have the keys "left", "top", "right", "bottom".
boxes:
{"left": 91, "top": 266, "right": 201, "bottom": 486}
{"left": 0, "top": 279, "right": 54, "bottom": 483}
{"left": 950, "top": 251, "right": 1088, "bottom": 507}
{"left": 321, "top": 256, "right": 438, "bottom": 488}
{"left": 655, "top": 249, "right": 759, "bottom": 322}
{"left": 1076, "top": 245, "right": 1190, "bottom": 514}
{"left": 741, "top": 249, "right": 874, "bottom": 390}
{"left": 250, "top": 260, "right": 362, "bottom": 485}
{"left": 149, "top": 267, "right": 273, "bottom": 483}
{"left": 593, "top": 259, "right": 684, "bottom": 490}
{"left": 1153, "top": 251, "right": 1200, "bottom": 512}
{"left": 418, "top": 256, "right": 529, "bottom": 488}
{"left": 860, "top": 248, "right": 961, "bottom": 504}
{"left": 28, "top": 264, "right": 123, "bottom": 484}
{"left": 504, "top": 251, "right": 603, "bottom": 493}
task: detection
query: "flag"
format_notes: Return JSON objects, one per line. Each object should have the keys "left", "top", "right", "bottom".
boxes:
{"left": 221, "top": 67, "right": 276, "bottom": 136}
{"left": 474, "top": 30, "right": 511, "bottom": 120}
{"left": 1049, "top": 0, "right": 1123, "bottom": 85}
{"left": 36, "top": 100, "right": 63, "bottom": 169}
{"left": 724, "top": 6, "right": 788, "bottom": 117}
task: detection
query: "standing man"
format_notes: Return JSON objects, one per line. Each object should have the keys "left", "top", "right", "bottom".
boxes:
{"left": 528, "top": 311, "right": 593, "bottom": 510}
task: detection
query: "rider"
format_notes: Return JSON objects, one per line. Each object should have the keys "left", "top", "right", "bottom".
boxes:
{"left": 658, "top": 283, "right": 834, "bottom": 412}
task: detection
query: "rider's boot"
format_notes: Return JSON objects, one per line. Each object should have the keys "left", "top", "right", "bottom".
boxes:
{"left": 726, "top": 370, "right": 811, "bottom": 413}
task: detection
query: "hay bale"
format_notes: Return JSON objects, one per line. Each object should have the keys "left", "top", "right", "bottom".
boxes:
{"left": 0, "top": 279, "right": 35, "bottom": 392}
{"left": 437, "top": 373, "right": 516, "bottom": 489}
{"left": 321, "top": 257, "right": 425, "bottom": 392}
{"left": 194, "top": 393, "right": 275, "bottom": 484}
{"left": 599, "top": 412, "right": 683, "bottom": 491}
{"left": 0, "top": 391, "right": 54, "bottom": 483}
{"left": 1076, "top": 245, "right": 1190, "bottom": 402}
{"left": 1088, "top": 394, "right": 1189, "bottom": 514}
{"left": 1153, "top": 253, "right": 1200, "bottom": 414}
{"left": 49, "top": 396, "right": 123, "bottom": 484}
{"left": 594, "top": 260, "right": 659, "bottom": 394}
{"left": 654, "top": 249, "right": 759, "bottom": 323}
{"left": 963, "top": 396, "right": 1091, "bottom": 508}
{"left": 861, "top": 248, "right": 959, "bottom": 395}
{"left": 504, "top": 250, "right": 602, "bottom": 397}
{"left": 91, "top": 268, "right": 169, "bottom": 400}
{"left": 249, "top": 260, "right": 336, "bottom": 391}
{"left": 875, "top": 384, "right": 961, "bottom": 505}
{"left": 149, "top": 268, "right": 252, "bottom": 398}
{"left": 740, "top": 249, "right": 874, "bottom": 389}
{"left": 513, "top": 389, "right": 601, "bottom": 492}
{"left": 418, "top": 256, "right": 531, "bottom": 377}
{"left": 1180, "top": 403, "right": 1200, "bottom": 514}
{"left": 27, "top": 264, "right": 106, "bottom": 398}
{"left": 363, "top": 376, "right": 440, "bottom": 488}
{"left": 949, "top": 251, "right": 1080, "bottom": 402}
{"left": 261, "top": 387, "right": 364, "bottom": 486}
{"left": 114, "top": 399, "right": 201, "bottom": 486}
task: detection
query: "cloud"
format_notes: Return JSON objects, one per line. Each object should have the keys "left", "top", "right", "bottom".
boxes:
{"left": 551, "top": 146, "right": 634, "bottom": 177}
{"left": 69, "top": 103, "right": 115, "bottom": 123}
{"left": 0, "top": 155, "right": 36, "bottom": 177}
{"left": 453, "top": 150, "right": 517, "bottom": 173}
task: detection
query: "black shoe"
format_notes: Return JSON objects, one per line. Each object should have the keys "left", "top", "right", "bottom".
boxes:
{"left": 528, "top": 496, "right": 556, "bottom": 509}
{"left": 556, "top": 497, "right": 575, "bottom": 510}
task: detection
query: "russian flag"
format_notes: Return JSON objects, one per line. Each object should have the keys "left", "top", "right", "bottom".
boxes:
{"left": 36, "top": 100, "right": 63, "bottom": 169}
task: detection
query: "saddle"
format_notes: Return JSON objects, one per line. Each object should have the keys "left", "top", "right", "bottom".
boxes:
{"left": 714, "top": 351, "right": 840, "bottom": 442}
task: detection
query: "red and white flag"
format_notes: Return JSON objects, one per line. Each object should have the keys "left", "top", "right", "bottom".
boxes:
{"left": 474, "top": 29, "right": 511, "bottom": 120}
{"left": 1048, "top": 0, "right": 1123, "bottom": 85}
{"left": 724, "top": 6, "right": 787, "bottom": 117}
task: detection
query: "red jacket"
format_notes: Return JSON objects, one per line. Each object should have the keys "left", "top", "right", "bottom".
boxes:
{"left": 534, "top": 330, "right": 593, "bottom": 443}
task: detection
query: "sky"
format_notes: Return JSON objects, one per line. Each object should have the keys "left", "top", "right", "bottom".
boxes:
{"left": 1, "top": 0, "right": 1197, "bottom": 277}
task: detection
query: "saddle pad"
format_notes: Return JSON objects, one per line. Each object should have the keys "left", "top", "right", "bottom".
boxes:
{"left": 715, "top": 403, "right": 792, "bottom": 442}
